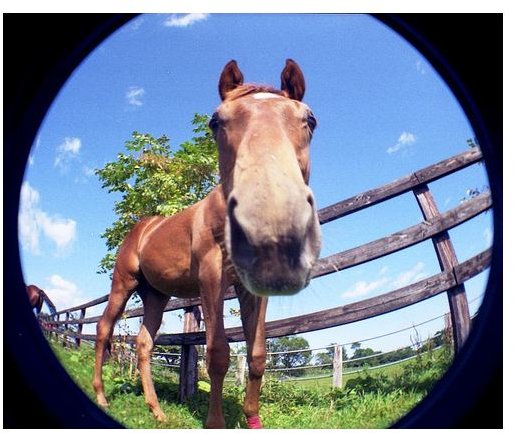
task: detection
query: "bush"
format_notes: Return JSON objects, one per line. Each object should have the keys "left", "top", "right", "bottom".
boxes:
{"left": 343, "top": 346, "right": 453, "bottom": 397}
{"left": 259, "top": 377, "right": 323, "bottom": 407}
{"left": 345, "top": 370, "right": 394, "bottom": 395}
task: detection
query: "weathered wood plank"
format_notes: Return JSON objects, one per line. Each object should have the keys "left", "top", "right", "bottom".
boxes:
{"left": 49, "top": 286, "right": 237, "bottom": 326}
{"left": 317, "top": 174, "right": 418, "bottom": 224}
{"left": 454, "top": 248, "right": 493, "bottom": 284}
{"left": 179, "top": 306, "right": 202, "bottom": 402}
{"left": 49, "top": 192, "right": 491, "bottom": 328}
{"left": 312, "top": 191, "right": 491, "bottom": 278}
{"left": 317, "top": 148, "right": 482, "bottom": 224}
{"left": 413, "top": 148, "right": 482, "bottom": 184}
{"left": 332, "top": 345, "right": 343, "bottom": 388}
{"left": 71, "top": 248, "right": 491, "bottom": 346}
{"left": 54, "top": 294, "right": 109, "bottom": 315}
{"left": 75, "top": 308, "right": 86, "bottom": 347}
{"left": 52, "top": 148, "right": 484, "bottom": 319}
{"left": 413, "top": 184, "right": 471, "bottom": 352}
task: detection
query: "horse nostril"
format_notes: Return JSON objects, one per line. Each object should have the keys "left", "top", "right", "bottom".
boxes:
{"left": 306, "top": 192, "right": 315, "bottom": 209}
{"left": 227, "top": 196, "right": 255, "bottom": 268}
{"left": 227, "top": 196, "right": 238, "bottom": 219}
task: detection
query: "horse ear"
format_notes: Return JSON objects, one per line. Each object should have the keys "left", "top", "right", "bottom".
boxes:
{"left": 280, "top": 59, "right": 305, "bottom": 101}
{"left": 218, "top": 60, "right": 244, "bottom": 101}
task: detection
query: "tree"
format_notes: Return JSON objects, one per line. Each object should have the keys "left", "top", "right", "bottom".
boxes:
{"left": 314, "top": 343, "right": 347, "bottom": 366}
{"left": 268, "top": 336, "right": 312, "bottom": 376}
{"left": 350, "top": 342, "right": 361, "bottom": 351}
{"left": 346, "top": 342, "right": 382, "bottom": 368}
{"left": 95, "top": 114, "right": 218, "bottom": 275}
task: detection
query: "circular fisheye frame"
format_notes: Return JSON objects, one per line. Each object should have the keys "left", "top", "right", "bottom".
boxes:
{"left": 4, "top": 14, "right": 501, "bottom": 429}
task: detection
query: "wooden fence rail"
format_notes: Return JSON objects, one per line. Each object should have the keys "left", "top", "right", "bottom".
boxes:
{"left": 47, "top": 190, "right": 491, "bottom": 327}
{"left": 51, "top": 148, "right": 484, "bottom": 318}
{"left": 64, "top": 247, "right": 491, "bottom": 346}
{"left": 44, "top": 147, "right": 493, "bottom": 394}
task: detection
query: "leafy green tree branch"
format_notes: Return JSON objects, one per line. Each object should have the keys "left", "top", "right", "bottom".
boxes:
{"left": 95, "top": 114, "right": 218, "bottom": 275}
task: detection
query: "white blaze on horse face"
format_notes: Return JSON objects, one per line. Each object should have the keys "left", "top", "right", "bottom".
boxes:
{"left": 252, "top": 92, "right": 281, "bottom": 100}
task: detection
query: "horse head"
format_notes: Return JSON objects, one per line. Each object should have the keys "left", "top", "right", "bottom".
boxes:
{"left": 211, "top": 59, "right": 322, "bottom": 296}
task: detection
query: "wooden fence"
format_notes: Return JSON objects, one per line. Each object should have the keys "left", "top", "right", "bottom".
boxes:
{"left": 43, "top": 147, "right": 492, "bottom": 399}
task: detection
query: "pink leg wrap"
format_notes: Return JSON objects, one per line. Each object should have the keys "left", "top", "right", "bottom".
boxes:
{"left": 246, "top": 415, "right": 263, "bottom": 429}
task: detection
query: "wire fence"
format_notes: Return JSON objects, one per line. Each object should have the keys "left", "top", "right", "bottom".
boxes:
{"left": 45, "top": 291, "right": 482, "bottom": 388}
{"left": 121, "top": 309, "right": 460, "bottom": 384}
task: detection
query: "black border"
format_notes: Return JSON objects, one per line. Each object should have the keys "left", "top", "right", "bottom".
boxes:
{"left": 3, "top": 13, "right": 502, "bottom": 428}
{"left": 3, "top": 14, "right": 134, "bottom": 428}
{"left": 378, "top": 14, "right": 503, "bottom": 428}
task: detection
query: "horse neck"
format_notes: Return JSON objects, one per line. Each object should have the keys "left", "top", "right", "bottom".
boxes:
{"left": 199, "top": 186, "right": 227, "bottom": 240}
{"left": 40, "top": 290, "right": 57, "bottom": 314}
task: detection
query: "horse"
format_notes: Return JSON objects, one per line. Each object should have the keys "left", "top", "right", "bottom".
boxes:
{"left": 26, "top": 284, "right": 57, "bottom": 315}
{"left": 92, "top": 59, "right": 321, "bottom": 429}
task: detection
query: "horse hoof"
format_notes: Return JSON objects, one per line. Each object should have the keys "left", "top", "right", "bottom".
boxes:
{"left": 156, "top": 414, "right": 167, "bottom": 423}
{"left": 247, "top": 415, "right": 263, "bottom": 429}
{"left": 204, "top": 418, "right": 226, "bottom": 429}
{"left": 97, "top": 397, "right": 109, "bottom": 408}
{"left": 153, "top": 410, "right": 167, "bottom": 422}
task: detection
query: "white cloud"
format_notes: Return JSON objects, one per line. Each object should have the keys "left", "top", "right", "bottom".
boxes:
{"left": 483, "top": 227, "right": 493, "bottom": 247}
{"left": 30, "top": 136, "right": 41, "bottom": 166}
{"left": 164, "top": 13, "right": 209, "bottom": 28}
{"left": 18, "top": 182, "right": 77, "bottom": 255}
{"left": 342, "top": 277, "right": 389, "bottom": 299}
{"left": 130, "top": 17, "right": 144, "bottom": 31}
{"left": 73, "top": 165, "right": 96, "bottom": 184}
{"left": 125, "top": 86, "right": 145, "bottom": 106}
{"left": 387, "top": 131, "right": 416, "bottom": 155}
{"left": 390, "top": 262, "right": 427, "bottom": 289}
{"left": 82, "top": 166, "right": 96, "bottom": 177}
{"left": 45, "top": 275, "right": 87, "bottom": 311}
{"left": 416, "top": 59, "right": 427, "bottom": 75}
{"left": 37, "top": 213, "right": 77, "bottom": 252}
{"left": 19, "top": 182, "right": 41, "bottom": 253}
{"left": 342, "top": 262, "right": 428, "bottom": 299}
{"left": 54, "top": 137, "right": 81, "bottom": 169}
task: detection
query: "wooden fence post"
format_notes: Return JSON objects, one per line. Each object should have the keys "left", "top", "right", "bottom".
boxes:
{"left": 413, "top": 184, "right": 471, "bottom": 352}
{"left": 63, "top": 312, "right": 70, "bottom": 347}
{"left": 235, "top": 354, "right": 247, "bottom": 386}
{"left": 75, "top": 308, "right": 86, "bottom": 347}
{"left": 179, "top": 305, "right": 202, "bottom": 403}
{"left": 52, "top": 313, "right": 59, "bottom": 342}
{"left": 332, "top": 345, "right": 343, "bottom": 388}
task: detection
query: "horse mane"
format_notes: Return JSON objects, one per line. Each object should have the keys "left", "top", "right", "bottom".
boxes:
{"left": 40, "top": 290, "right": 57, "bottom": 315}
{"left": 224, "top": 84, "right": 286, "bottom": 101}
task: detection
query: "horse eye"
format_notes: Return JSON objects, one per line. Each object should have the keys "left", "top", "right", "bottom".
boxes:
{"left": 307, "top": 113, "right": 317, "bottom": 131}
{"left": 209, "top": 113, "right": 220, "bottom": 131}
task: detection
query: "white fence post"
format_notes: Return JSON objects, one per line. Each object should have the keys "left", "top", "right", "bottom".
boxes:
{"left": 236, "top": 354, "right": 247, "bottom": 386}
{"left": 332, "top": 345, "right": 343, "bottom": 388}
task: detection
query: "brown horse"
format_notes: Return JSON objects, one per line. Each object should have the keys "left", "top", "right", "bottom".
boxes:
{"left": 26, "top": 284, "right": 57, "bottom": 315}
{"left": 93, "top": 59, "right": 321, "bottom": 428}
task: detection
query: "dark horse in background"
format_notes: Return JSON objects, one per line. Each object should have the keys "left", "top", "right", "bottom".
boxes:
{"left": 26, "top": 284, "right": 57, "bottom": 315}
{"left": 93, "top": 59, "right": 321, "bottom": 428}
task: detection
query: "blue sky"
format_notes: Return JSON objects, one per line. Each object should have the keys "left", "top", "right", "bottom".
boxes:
{"left": 19, "top": 14, "right": 493, "bottom": 355}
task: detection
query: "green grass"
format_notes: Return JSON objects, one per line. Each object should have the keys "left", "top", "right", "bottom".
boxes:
{"left": 49, "top": 340, "right": 451, "bottom": 429}
{"left": 285, "top": 347, "right": 446, "bottom": 390}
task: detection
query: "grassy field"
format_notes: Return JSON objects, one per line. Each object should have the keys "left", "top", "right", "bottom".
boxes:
{"left": 49, "top": 340, "right": 452, "bottom": 429}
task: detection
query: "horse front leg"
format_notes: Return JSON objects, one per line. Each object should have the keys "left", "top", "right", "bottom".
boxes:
{"left": 199, "top": 248, "right": 230, "bottom": 429}
{"left": 136, "top": 286, "right": 170, "bottom": 422}
{"left": 235, "top": 283, "right": 268, "bottom": 429}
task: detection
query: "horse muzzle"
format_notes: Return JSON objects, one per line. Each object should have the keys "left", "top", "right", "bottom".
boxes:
{"left": 225, "top": 188, "right": 321, "bottom": 297}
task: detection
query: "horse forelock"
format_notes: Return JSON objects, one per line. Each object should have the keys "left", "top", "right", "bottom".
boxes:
{"left": 224, "top": 84, "right": 286, "bottom": 102}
